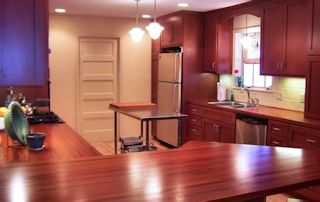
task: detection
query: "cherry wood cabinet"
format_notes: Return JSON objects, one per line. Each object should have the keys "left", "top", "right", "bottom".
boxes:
{"left": 204, "top": 119, "right": 235, "bottom": 143}
{"left": 309, "top": 0, "right": 320, "bottom": 55}
{"left": 290, "top": 125, "right": 320, "bottom": 151}
{"left": 204, "top": 15, "right": 233, "bottom": 74}
{"left": 203, "top": 13, "right": 217, "bottom": 72}
{"left": 261, "top": 0, "right": 310, "bottom": 76}
{"left": 187, "top": 104, "right": 235, "bottom": 143}
{"left": 159, "top": 15, "right": 183, "bottom": 47}
{"left": 305, "top": 57, "right": 320, "bottom": 119}
{"left": 266, "top": 118, "right": 320, "bottom": 200}
{"left": 0, "top": 0, "right": 48, "bottom": 86}
{"left": 304, "top": 0, "right": 320, "bottom": 119}
{"left": 267, "top": 120, "right": 289, "bottom": 146}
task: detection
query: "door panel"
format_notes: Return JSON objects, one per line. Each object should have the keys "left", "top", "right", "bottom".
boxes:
{"left": 158, "top": 53, "right": 182, "bottom": 83}
{"left": 261, "top": 4, "right": 284, "bottom": 75}
{"left": 216, "top": 18, "right": 233, "bottom": 74}
{"left": 284, "top": 0, "right": 310, "bottom": 76}
{"left": 79, "top": 37, "right": 118, "bottom": 143}
{"left": 157, "top": 82, "right": 181, "bottom": 113}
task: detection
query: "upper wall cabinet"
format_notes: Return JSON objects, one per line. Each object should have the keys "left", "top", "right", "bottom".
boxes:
{"left": 309, "top": 0, "right": 320, "bottom": 55}
{"left": 261, "top": 0, "right": 311, "bottom": 77}
{"left": 204, "top": 13, "right": 233, "bottom": 74}
{"left": 0, "top": 0, "right": 48, "bottom": 86}
{"left": 159, "top": 15, "right": 183, "bottom": 47}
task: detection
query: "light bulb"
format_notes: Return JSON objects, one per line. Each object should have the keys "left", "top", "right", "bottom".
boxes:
{"left": 129, "top": 27, "right": 145, "bottom": 42}
{"left": 146, "top": 22, "right": 164, "bottom": 39}
{"left": 240, "top": 34, "right": 254, "bottom": 49}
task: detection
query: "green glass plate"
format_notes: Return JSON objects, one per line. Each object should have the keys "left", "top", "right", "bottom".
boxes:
{"left": 4, "top": 102, "right": 29, "bottom": 145}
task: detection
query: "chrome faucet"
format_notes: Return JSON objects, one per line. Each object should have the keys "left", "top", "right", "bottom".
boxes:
{"left": 241, "top": 87, "right": 250, "bottom": 100}
{"left": 241, "top": 87, "right": 256, "bottom": 107}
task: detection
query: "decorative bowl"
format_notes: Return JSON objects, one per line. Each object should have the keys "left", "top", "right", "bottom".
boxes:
{"left": 26, "top": 133, "right": 46, "bottom": 151}
{"left": 4, "top": 102, "right": 29, "bottom": 145}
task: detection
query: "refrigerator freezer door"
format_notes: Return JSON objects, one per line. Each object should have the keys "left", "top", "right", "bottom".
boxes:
{"left": 158, "top": 53, "right": 182, "bottom": 83}
{"left": 157, "top": 82, "right": 181, "bottom": 147}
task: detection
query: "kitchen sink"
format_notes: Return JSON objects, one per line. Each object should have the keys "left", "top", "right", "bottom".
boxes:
{"left": 207, "top": 101, "right": 249, "bottom": 109}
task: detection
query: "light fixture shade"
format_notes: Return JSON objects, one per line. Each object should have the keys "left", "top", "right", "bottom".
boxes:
{"left": 240, "top": 34, "right": 254, "bottom": 49}
{"left": 129, "top": 27, "right": 145, "bottom": 42}
{"left": 146, "top": 22, "right": 164, "bottom": 39}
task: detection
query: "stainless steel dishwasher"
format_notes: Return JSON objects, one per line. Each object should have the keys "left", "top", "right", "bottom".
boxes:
{"left": 236, "top": 114, "right": 268, "bottom": 145}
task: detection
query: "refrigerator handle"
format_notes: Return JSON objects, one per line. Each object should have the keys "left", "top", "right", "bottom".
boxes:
{"left": 174, "top": 53, "right": 180, "bottom": 82}
{"left": 173, "top": 84, "right": 177, "bottom": 112}
{"left": 173, "top": 84, "right": 179, "bottom": 113}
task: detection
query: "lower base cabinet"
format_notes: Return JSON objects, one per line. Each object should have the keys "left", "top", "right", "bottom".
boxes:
{"left": 204, "top": 119, "right": 235, "bottom": 143}
{"left": 187, "top": 103, "right": 236, "bottom": 143}
{"left": 267, "top": 119, "right": 320, "bottom": 200}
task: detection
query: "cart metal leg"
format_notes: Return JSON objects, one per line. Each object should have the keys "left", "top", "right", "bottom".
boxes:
{"left": 144, "top": 120, "right": 157, "bottom": 151}
{"left": 114, "top": 111, "right": 117, "bottom": 154}
{"left": 140, "top": 121, "right": 143, "bottom": 138}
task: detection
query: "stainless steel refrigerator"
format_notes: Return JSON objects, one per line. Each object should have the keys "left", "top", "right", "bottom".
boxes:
{"left": 157, "top": 52, "right": 182, "bottom": 147}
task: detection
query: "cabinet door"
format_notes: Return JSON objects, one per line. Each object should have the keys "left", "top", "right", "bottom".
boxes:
{"left": 305, "top": 57, "right": 320, "bottom": 119}
{"left": 289, "top": 125, "right": 320, "bottom": 151}
{"left": 219, "top": 122, "right": 235, "bottom": 143}
{"left": 160, "top": 15, "right": 182, "bottom": 47}
{"left": 204, "top": 13, "right": 217, "bottom": 72}
{"left": 261, "top": 0, "right": 310, "bottom": 76}
{"left": 204, "top": 120, "right": 219, "bottom": 142}
{"left": 261, "top": 3, "right": 285, "bottom": 75}
{"left": 0, "top": 0, "right": 48, "bottom": 86}
{"left": 283, "top": 0, "right": 310, "bottom": 76}
{"left": 309, "top": 0, "right": 320, "bottom": 55}
{"left": 216, "top": 18, "right": 233, "bottom": 74}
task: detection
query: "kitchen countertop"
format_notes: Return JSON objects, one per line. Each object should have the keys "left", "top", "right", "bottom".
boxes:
{"left": 0, "top": 141, "right": 319, "bottom": 201}
{"left": 190, "top": 100, "right": 320, "bottom": 129}
{"left": 0, "top": 123, "right": 102, "bottom": 165}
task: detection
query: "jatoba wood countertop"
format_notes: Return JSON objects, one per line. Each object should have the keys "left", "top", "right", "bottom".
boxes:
{"left": 0, "top": 123, "right": 101, "bottom": 165}
{"left": 0, "top": 141, "right": 320, "bottom": 201}
{"left": 190, "top": 100, "right": 320, "bottom": 129}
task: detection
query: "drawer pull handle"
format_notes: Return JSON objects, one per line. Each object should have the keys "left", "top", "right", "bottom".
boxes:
{"left": 272, "top": 141, "right": 280, "bottom": 145}
{"left": 192, "top": 109, "right": 197, "bottom": 112}
{"left": 272, "top": 127, "right": 280, "bottom": 131}
{"left": 192, "top": 129, "right": 197, "bottom": 132}
{"left": 192, "top": 119, "right": 197, "bottom": 122}
{"left": 307, "top": 139, "right": 316, "bottom": 143}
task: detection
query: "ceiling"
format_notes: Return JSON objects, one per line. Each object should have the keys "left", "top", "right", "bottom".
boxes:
{"left": 49, "top": 0, "right": 251, "bottom": 18}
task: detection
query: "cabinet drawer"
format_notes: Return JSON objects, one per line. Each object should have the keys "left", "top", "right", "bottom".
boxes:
{"left": 268, "top": 120, "right": 289, "bottom": 138}
{"left": 290, "top": 125, "right": 320, "bottom": 150}
{"left": 268, "top": 134, "right": 288, "bottom": 147}
{"left": 203, "top": 108, "right": 235, "bottom": 124}
{"left": 188, "top": 115, "right": 202, "bottom": 127}
{"left": 188, "top": 104, "right": 203, "bottom": 116}
{"left": 187, "top": 125, "right": 202, "bottom": 141}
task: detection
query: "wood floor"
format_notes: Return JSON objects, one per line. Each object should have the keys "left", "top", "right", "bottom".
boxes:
{"left": 92, "top": 139, "right": 300, "bottom": 202}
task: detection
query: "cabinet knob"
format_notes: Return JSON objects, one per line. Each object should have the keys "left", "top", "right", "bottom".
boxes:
{"left": 192, "top": 109, "right": 197, "bottom": 112}
{"left": 272, "top": 141, "right": 280, "bottom": 145}
{"left": 307, "top": 139, "right": 316, "bottom": 144}
{"left": 192, "top": 119, "right": 197, "bottom": 122}
{"left": 192, "top": 129, "right": 197, "bottom": 132}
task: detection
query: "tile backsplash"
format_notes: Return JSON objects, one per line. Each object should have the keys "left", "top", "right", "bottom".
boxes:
{"left": 219, "top": 75, "right": 305, "bottom": 112}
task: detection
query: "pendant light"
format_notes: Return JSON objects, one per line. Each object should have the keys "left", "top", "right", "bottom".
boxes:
{"left": 240, "top": 14, "right": 254, "bottom": 49}
{"left": 146, "top": 0, "right": 164, "bottom": 39}
{"left": 129, "top": 0, "right": 145, "bottom": 42}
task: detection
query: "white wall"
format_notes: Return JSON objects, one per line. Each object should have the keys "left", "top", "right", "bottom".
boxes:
{"left": 49, "top": 14, "right": 151, "bottom": 140}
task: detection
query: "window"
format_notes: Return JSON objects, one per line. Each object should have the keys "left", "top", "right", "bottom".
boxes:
{"left": 233, "top": 14, "right": 272, "bottom": 89}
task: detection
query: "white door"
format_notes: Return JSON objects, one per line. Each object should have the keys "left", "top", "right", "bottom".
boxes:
{"left": 78, "top": 37, "right": 118, "bottom": 143}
